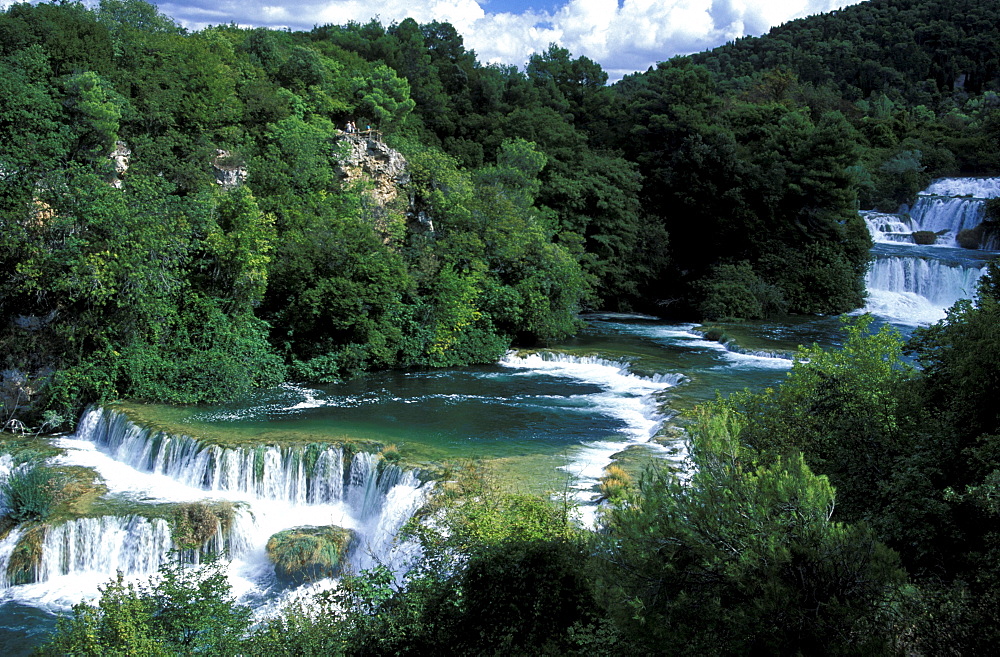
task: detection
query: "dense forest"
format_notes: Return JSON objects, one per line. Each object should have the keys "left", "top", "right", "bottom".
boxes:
{"left": 1, "top": 0, "right": 1000, "bottom": 652}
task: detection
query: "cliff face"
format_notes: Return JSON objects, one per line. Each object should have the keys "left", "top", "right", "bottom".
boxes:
{"left": 333, "top": 133, "right": 433, "bottom": 236}
{"left": 211, "top": 149, "right": 248, "bottom": 190}
{"left": 334, "top": 134, "right": 410, "bottom": 206}
{"left": 107, "top": 141, "right": 131, "bottom": 189}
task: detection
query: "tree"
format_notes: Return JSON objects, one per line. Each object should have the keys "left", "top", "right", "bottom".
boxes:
{"left": 60, "top": 71, "right": 127, "bottom": 163}
{"left": 729, "top": 315, "right": 915, "bottom": 521}
{"left": 600, "top": 405, "right": 906, "bottom": 655}
{"left": 351, "top": 64, "right": 416, "bottom": 130}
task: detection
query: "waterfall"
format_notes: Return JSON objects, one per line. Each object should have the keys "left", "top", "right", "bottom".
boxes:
{"left": 503, "top": 351, "right": 687, "bottom": 386}
{"left": 866, "top": 255, "right": 985, "bottom": 308}
{"left": 906, "top": 196, "right": 984, "bottom": 243}
{"left": 0, "top": 527, "right": 23, "bottom": 589}
{"left": 863, "top": 211, "right": 919, "bottom": 244}
{"left": 862, "top": 177, "right": 999, "bottom": 248}
{"left": 923, "top": 178, "right": 1000, "bottom": 197}
{"left": 346, "top": 452, "right": 414, "bottom": 520}
{"left": 79, "top": 407, "right": 352, "bottom": 504}
{"left": 39, "top": 516, "right": 173, "bottom": 581}
{"left": 0, "top": 405, "right": 429, "bottom": 612}
{"left": 861, "top": 177, "right": 998, "bottom": 324}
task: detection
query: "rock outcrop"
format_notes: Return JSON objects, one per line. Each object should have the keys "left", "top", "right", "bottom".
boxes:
{"left": 212, "top": 149, "right": 248, "bottom": 190}
{"left": 333, "top": 133, "right": 437, "bottom": 236}
{"left": 334, "top": 134, "right": 410, "bottom": 206}
{"left": 107, "top": 141, "right": 131, "bottom": 189}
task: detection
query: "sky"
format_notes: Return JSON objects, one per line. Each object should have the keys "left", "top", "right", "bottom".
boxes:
{"left": 20, "top": 0, "right": 868, "bottom": 81}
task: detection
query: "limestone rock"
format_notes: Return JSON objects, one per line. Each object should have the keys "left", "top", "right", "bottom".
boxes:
{"left": 334, "top": 134, "right": 410, "bottom": 207}
{"left": 107, "top": 141, "right": 131, "bottom": 189}
{"left": 212, "top": 149, "right": 248, "bottom": 190}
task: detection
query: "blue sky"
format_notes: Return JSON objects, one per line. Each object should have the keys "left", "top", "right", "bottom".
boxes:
{"left": 152, "top": 0, "right": 865, "bottom": 81}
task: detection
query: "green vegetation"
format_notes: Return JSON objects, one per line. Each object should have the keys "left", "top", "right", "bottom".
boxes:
{"left": 6, "top": 524, "right": 46, "bottom": 586}
{"left": 0, "top": 463, "right": 67, "bottom": 523}
{"left": 36, "top": 559, "right": 252, "bottom": 656}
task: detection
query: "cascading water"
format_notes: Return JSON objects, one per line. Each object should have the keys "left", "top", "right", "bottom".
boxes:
{"left": 0, "top": 406, "right": 431, "bottom": 626}
{"left": 78, "top": 407, "right": 349, "bottom": 504}
{"left": 863, "top": 176, "right": 1000, "bottom": 248}
{"left": 38, "top": 516, "right": 173, "bottom": 581}
{"left": 862, "top": 177, "right": 999, "bottom": 324}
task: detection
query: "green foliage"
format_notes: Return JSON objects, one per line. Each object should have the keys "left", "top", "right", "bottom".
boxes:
{"left": 37, "top": 559, "right": 251, "bottom": 656}
{"left": 351, "top": 64, "right": 416, "bottom": 130}
{"left": 695, "top": 260, "right": 787, "bottom": 320}
{"left": 728, "top": 315, "right": 914, "bottom": 520}
{"left": 599, "top": 405, "right": 906, "bottom": 655}
{"left": 1, "top": 0, "right": 998, "bottom": 425}
{"left": 60, "top": 70, "right": 127, "bottom": 162}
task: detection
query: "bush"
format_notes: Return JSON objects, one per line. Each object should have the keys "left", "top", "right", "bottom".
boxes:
{"left": 696, "top": 261, "right": 787, "bottom": 320}
{"left": 702, "top": 327, "right": 730, "bottom": 343}
{"left": 599, "top": 465, "right": 633, "bottom": 502}
{"left": 37, "top": 559, "right": 252, "bottom": 655}
{"left": 913, "top": 230, "right": 938, "bottom": 245}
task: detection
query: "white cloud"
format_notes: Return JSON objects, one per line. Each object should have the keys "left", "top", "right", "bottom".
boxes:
{"left": 153, "top": 0, "right": 864, "bottom": 80}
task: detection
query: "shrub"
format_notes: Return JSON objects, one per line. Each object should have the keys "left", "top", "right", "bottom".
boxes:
{"left": 599, "top": 465, "right": 633, "bottom": 502}
{"left": 173, "top": 502, "right": 221, "bottom": 552}
{"left": 702, "top": 327, "right": 730, "bottom": 343}
{"left": 912, "top": 230, "right": 938, "bottom": 245}
{"left": 696, "top": 261, "right": 787, "bottom": 320}
{"left": 379, "top": 443, "right": 401, "bottom": 464}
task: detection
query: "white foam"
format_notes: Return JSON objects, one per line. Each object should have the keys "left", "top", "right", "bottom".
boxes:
{"left": 499, "top": 352, "right": 685, "bottom": 525}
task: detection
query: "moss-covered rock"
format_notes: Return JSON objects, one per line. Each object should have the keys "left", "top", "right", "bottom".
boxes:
{"left": 6, "top": 524, "right": 46, "bottom": 585}
{"left": 912, "top": 230, "right": 938, "bottom": 245}
{"left": 265, "top": 525, "right": 357, "bottom": 585}
{"left": 957, "top": 226, "right": 983, "bottom": 249}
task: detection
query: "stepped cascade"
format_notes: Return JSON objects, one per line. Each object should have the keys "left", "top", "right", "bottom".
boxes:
{"left": 0, "top": 407, "right": 429, "bottom": 601}
{"left": 861, "top": 177, "right": 999, "bottom": 324}
{"left": 862, "top": 177, "right": 1000, "bottom": 249}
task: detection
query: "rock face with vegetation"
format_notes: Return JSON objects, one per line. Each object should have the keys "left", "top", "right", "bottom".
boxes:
{"left": 265, "top": 525, "right": 356, "bottom": 585}
{"left": 334, "top": 134, "right": 410, "bottom": 205}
